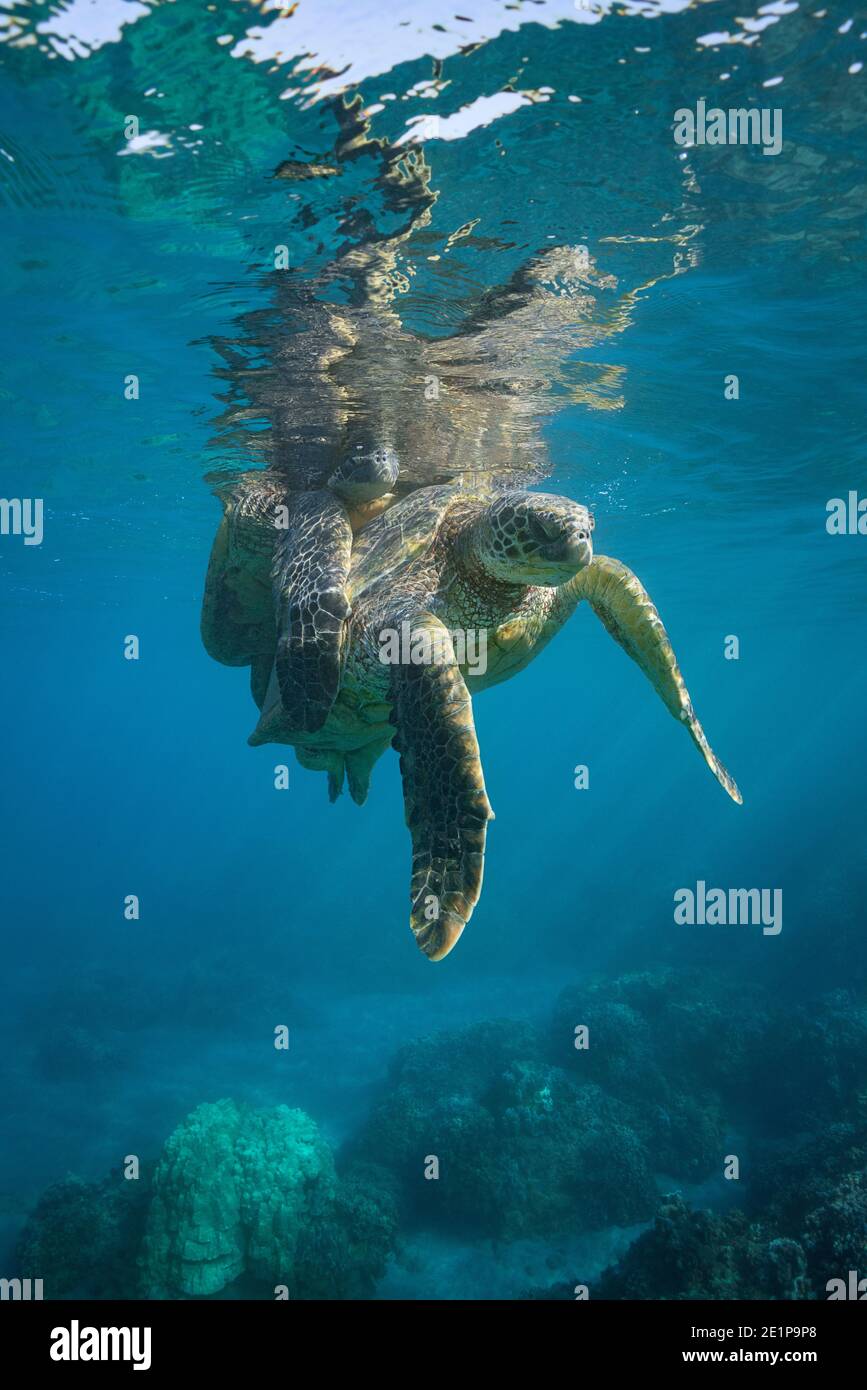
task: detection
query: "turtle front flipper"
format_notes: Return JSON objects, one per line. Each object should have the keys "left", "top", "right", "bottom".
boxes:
{"left": 567, "top": 556, "right": 743, "bottom": 805}
{"left": 201, "top": 474, "right": 283, "bottom": 669}
{"left": 272, "top": 490, "right": 353, "bottom": 733}
{"left": 389, "top": 614, "right": 494, "bottom": 961}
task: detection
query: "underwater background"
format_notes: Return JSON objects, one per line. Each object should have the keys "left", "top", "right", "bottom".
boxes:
{"left": 1, "top": 0, "right": 865, "bottom": 1300}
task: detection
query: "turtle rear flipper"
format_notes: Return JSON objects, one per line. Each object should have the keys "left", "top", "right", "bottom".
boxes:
{"left": 249, "top": 652, "right": 273, "bottom": 710}
{"left": 390, "top": 615, "right": 494, "bottom": 960}
{"left": 272, "top": 490, "right": 354, "bottom": 733}
{"left": 345, "top": 734, "right": 392, "bottom": 806}
{"left": 568, "top": 555, "right": 742, "bottom": 804}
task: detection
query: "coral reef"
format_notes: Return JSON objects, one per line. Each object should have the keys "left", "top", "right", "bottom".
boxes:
{"left": 345, "top": 1022, "right": 659, "bottom": 1239}
{"left": 524, "top": 1204, "right": 813, "bottom": 1302}
{"left": 17, "top": 1101, "right": 397, "bottom": 1300}
{"left": 524, "top": 973, "right": 867, "bottom": 1301}
{"left": 755, "top": 993, "right": 867, "bottom": 1131}
{"left": 140, "top": 1100, "right": 337, "bottom": 1297}
{"left": 593, "top": 1196, "right": 811, "bottom": 1301}
{"left": 294, "top": 1161, "right": 399, "bottom": 1300}
{"left": 548, "top": 968, "right": 767, "bottom": 1107}
{"left": 527, "top": 1122, "right": 867, "bottom": 1301}
{"left": 748, "top": 1123, "right": 867, "bottom": 1293}
{"left": 15, "top": 1173, "right": 150, "bottom": 1300}
{"left": 14, "top": 968, "right": 867, "bottom": 1301}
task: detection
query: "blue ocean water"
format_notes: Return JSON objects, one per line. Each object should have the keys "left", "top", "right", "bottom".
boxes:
{"left": 1, "top": 0, "right": 865, "bottom": 1300}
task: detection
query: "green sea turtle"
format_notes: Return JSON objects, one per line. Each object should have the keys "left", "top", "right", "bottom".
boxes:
{"left": 248, "top": 482, "right": 742, "bottom": 962}
{"left": 203, "top": 98, "right": 735, "bottom": 961}
{"left": 200, "top": 441, "right": 398, "bottom": 726}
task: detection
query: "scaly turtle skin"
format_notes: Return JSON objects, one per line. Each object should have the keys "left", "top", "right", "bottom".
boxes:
{"left": 249, "top": 484, "right": 741, "bottom": 961}
{"left": 200, "top": 443, "right": 397, "bottom": 726}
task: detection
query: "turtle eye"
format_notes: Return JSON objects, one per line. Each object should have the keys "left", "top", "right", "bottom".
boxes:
{"left": 526, "top": 512, "right": 557, "bottom": 545}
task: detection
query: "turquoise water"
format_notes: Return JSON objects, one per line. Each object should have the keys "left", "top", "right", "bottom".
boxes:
{"left": 1, "top": 0, "right": 866, "bottom": 1300}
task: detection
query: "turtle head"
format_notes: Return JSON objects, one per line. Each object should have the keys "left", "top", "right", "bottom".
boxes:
{"left": 470, "top": 490, "right": 594, "bottom": 585}
{"left": 328, "top": 443, "right": 399, "bottom": 503}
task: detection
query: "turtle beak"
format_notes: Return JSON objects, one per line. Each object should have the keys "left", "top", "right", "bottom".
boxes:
{"left": 537, "top": 516, "right": 594, "bottom": 580}
{"left": 535, "top": 504, "right": 594, "bottom": 578}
